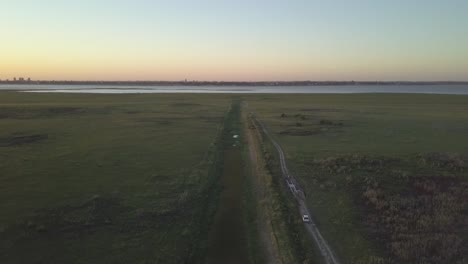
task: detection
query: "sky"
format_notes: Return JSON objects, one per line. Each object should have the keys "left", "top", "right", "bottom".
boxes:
{"left": 1, "top": 0, "right": 467, "bottom": 81}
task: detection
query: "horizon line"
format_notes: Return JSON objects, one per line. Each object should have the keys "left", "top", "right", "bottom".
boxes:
{"left": 1, "top": 79, "right": 468, "bottom": 83}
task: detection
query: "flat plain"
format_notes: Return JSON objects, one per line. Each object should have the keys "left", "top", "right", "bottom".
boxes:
{"left": 0, "top": 92, "right": 231, "bottom": 263}
{"left": 248, "top": 93, "right": 468, "bottom": 263}
{"left": 1, "top": 91, "right": 467, "bottom": 264}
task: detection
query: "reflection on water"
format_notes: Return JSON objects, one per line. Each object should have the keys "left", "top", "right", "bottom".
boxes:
{"left": 1, "top": 84, "right": 468, "bottom": 94}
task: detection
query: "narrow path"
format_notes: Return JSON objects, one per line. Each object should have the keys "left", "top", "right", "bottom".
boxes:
{"left": 252, "top": 114, "right": 341, "bottom": 264}
{"left": 243, "top": 103, "right": 282, "bottom": 264}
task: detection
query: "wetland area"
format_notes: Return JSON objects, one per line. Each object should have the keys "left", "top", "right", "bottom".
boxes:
{"left": 0, "top": 90, "right": 466, "bottom": 263}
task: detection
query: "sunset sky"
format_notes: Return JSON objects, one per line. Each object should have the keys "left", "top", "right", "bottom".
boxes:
{"left": 1, "top": 0, "right": 467, "bottom": 81}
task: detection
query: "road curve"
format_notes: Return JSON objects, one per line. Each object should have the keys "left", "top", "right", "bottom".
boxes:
{"left": 252, "top": 115, "right": 341, "bottom": 264}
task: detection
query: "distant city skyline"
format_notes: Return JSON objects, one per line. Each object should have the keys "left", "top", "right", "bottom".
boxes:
{"left": 1, "top": 1, "right": 467, "bottom": 81}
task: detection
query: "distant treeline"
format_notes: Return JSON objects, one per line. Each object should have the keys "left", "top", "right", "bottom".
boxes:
{"left": 0, "top": 80, "right": 467, "bottom": 86}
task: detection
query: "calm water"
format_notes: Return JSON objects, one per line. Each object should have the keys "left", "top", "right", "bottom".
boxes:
{"left": 1, "top": 84, "right": 468, "bottom": 95}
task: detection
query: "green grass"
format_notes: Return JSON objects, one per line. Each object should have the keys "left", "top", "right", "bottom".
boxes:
{"left": 0, "top": 92, "right": 231, "bottom": 263}
{"left": 247, "top": 93, "right": 468, "bottom": 263}
{"left": 2, "top": 92, "right": 467, "bottom": 263}
{"left": 249, "top": 93, "right": 468, "bottom": 157}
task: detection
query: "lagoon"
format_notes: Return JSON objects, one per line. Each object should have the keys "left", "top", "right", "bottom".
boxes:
{"left": 1, "top": 84, "right": 468, "bottom": 95}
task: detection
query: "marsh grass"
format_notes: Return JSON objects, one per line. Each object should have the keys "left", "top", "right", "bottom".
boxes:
{"left": 248, "top": 93, "right": 468, "bottom": 263}
{"left": 0, "top": 92, "right": 230, "bottom": 263}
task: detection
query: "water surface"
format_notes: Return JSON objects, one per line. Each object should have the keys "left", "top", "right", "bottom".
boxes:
{"left": 1, "top": 84, "right": 468, "bottom": 94}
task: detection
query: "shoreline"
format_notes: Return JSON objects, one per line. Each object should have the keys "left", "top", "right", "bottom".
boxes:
{"left": 1, "top": 81, "right": 468, "bottom": 87}
{"left": 1, "top": 84, "right": 468, "bottom": 95}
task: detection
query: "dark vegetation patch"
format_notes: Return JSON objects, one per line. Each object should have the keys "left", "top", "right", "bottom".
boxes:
{"left": 42, "top": 107, "right": 86, "bottom": 115}
{"left": 171, "top": 103, "right": 202, "bottom": 107}
{"left": 303, "top": 153, "right": 467, "bottom": 263}
{"left": 278, "top": 127, "right": 343, "bottom": 136}
{"left": 124, "top": 110, "right": 162, "bottom": 115}
{"left": 319, "top": 119, "right": 344, "bottom": 126}
{"left": 279, "top": 128, "right": 323, "bottom": 136}
{"left": 299, "top": 108, "right": 345, "bottom": 112}
{"left": 280, "top": 113, "right": 311, "bottom": 120}
{"left": 278, "top": 123, "right": 344, "bottom": 136}
{"left": 135, "top": 116, "right": 189, "bottom": 125}
{"left": 0, "top": 107, "right": 87, "bottom": 119}
{"left": 0, "top": 134, "right": 48, "bottom": 147}
{"left": 278, "top": 113, "right": 345, "bottom": 136}
{"left": 361, "top": 177, "right": 466, "bottom": 264}
{"left": 280, "top": 112, "right": 346, "bottom": 126}
{"left": 136, "top": 115, "right": 222, "bottom": 125}
{"left": 299, "top": 108, "right": 387, "bottom": 116}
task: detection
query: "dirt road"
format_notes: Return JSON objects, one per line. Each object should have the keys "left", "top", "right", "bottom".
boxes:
{"left": 243, "top": 105, "right": 283, "bottom": 264}
{"left": 252, "top": 114, "right": 341, "bottom": 264}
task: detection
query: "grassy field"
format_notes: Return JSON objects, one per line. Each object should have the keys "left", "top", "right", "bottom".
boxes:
{"left": 0, "top": 92, "right": 231, "bottom": 263}
{"left": 2, "top": 91, "right": 467, "bottom": 263}
{"left": 247, "top": 93, "right": 468, "bottom": 263}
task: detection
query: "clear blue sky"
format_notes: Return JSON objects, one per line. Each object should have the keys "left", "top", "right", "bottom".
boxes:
{"left": 1, "top": 0, "right": 467, "bottom": 81}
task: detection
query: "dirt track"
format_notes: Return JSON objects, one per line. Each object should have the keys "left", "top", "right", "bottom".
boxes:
{"left": 243, "top": 104, "right": 282, "bottom": 264}
{"left": 251, "top": 113, "right": 341, "bottom": 264}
